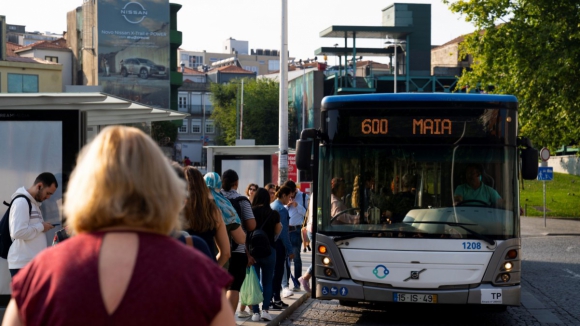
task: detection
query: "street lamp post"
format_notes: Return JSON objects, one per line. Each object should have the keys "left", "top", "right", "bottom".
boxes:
{"left": 384, "top": 40, "right": 406, "bottom": 93}
{"left": 279, "top": 0, "right": 289, "bottom": 185}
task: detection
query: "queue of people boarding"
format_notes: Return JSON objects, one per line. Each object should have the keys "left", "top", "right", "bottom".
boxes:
{"left": 1, "top": 125, "right": 311, "bottom": 325}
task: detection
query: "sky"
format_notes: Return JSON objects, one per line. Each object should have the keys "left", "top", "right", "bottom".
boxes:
{"left": 1, "top": 0, "right": 476, "bottom": 63}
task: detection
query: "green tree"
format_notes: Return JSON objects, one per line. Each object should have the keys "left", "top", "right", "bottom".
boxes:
{"left": 210, "top": 78, "right": 297, "bottom": 145}
{"left": 151, "top": 121, "right": 178, "bottom": 147}
{"left": 210, "top": 81, "right": 239, "bottom": 145}
{"left": 444, "top": 0, "right": 580, "bottom": 149}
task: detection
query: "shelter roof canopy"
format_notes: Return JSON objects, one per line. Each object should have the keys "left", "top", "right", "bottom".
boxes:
{"left": 319, "top": 25, "right": 413, "bottom": 39}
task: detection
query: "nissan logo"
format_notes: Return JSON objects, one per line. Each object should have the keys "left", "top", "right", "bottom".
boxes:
{"left": 121, "top": 2, "right": 148, "bottom": 24}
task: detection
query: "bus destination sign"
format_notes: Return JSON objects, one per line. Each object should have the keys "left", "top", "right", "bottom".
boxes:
{"left": 360, "top": 118, "right": 453, "bottom": 136}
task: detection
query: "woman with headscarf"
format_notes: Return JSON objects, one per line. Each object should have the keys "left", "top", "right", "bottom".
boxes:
{"left": 204, "top": 172, "right": 246, "bottom": 252}
{"left": 204, "top": 172, "right": 247, "bottom": 316}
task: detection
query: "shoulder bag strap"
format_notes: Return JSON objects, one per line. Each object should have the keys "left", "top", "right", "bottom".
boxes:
{"left": 184, "top": 235, "right": 194, "bottom": 247}
{"left": 259, "top": 210, "right": 273, "bottom": 230}
{"left": 8, "top": 195, "right": 32, "bottom": 215}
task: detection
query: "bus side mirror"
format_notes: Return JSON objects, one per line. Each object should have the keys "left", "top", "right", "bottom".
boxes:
{"left": 521, "top": 148, "right": 539, "bottom": 180}
{"left": 296, "top": 139, "right": 312, "bottom": 171}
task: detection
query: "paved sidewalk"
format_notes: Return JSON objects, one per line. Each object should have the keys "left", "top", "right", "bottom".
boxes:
{"left": 237, "top": 248, "right": 313, "bottom": 326}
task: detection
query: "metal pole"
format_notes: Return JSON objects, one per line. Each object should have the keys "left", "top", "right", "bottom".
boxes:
{"left": 278, "top": 0, "right": 289, "bottom": 185}
{"left": 405, "top": 35, "right": 409, "bottom": 92}
{"left": 543, "top": 180, "right": 546, "bottom": 227}
{"left": 240, "top": 79, "right": 244, "bottom": 139}
{"left": 236, "top": 84, "right": 239, "bottom": 139}
{"left": 352, "top": 32, "right": 357, "bottom": 88}
{"left": 202, "top": 90, "right": 205, "bottom": 163}
{"left": 302, "top": 68, "right": 305, "bottom": 131}
{"left": 394, "top": 45, "right": 397, "bottom": 93}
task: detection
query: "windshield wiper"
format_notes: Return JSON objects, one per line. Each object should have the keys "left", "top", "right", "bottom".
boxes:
{"left": 403, "top": 221, "right": 497, "bottom": 249}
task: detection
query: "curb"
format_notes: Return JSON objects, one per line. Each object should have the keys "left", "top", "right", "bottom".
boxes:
{"left": 545, "top": 233, "right": 580, "bottom": 236}
{"left": 236, "top": 290, "right": 311, "bottom": 326}
{"left": 266, "top": 292, "right": 310, "bottom": 326}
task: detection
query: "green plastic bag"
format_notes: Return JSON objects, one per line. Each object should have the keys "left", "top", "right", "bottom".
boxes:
{"left": 240, "top": 266, "right": 263, "bottom": 306}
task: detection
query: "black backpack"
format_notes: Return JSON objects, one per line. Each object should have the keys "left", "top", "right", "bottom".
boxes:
{"left": 0, "top": 195, "right": 32, "bottom": 259}
{"left": 228, "top": 196, "right": 251, "bottom": 251}
{"left": 228, "top": 196, "right": 250, "bottom": 219}
{"left": 247, "top": 211, "right": 273, "bottom": 259}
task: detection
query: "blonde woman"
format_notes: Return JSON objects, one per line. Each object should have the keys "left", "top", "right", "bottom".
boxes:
{"left": 3, "top": 126, "right": 235, "bottom": 326}
{"left": 351, "top": 174, "right": 362, "bottom": 208}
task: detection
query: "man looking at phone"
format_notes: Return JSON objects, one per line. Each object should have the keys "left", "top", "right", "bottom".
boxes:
{"left": 7, "top": 172, "right": 57, "bottom": 277}
{"left": 282, "top": 180, "right": 309, "bottom": 291}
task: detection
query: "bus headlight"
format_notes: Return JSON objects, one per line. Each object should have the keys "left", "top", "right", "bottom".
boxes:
{"left": 318, "top": 245, "right": 328, "bottom": 254}
{"left": 324, "top": 268, "right": 334, "bottom": 277}
{"left": 503, "top": 262, "right": 513, "bottom": 271}
{"left": 322, "top": 257, "right": 331, "bottom": 265}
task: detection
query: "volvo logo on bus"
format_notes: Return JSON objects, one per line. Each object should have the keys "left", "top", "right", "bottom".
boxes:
{"left": 404, "top": 269, "right": 426, "bottom": 281}
{"left": 121, "top": 2, "right": 148, "bottom": 24}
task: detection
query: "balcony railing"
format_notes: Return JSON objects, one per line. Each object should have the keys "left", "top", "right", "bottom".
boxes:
{"left": 179, "top": 81, "right": 211, "bottom": 91}
{"left": 177, "top": 104, "right": 214, "bottom": 115}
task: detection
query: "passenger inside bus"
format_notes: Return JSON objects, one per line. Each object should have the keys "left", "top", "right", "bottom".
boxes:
{"left": 330, "top": 177, "right": 361, "bottom": 225}
{"left": 350, "top": 172, "right": 376, "bottom": 210}
{"left": 453, "top": 164, "right": 504, "bottom": 207}
{"left": 384, "top": 174, "right": 416, "bottom": 223}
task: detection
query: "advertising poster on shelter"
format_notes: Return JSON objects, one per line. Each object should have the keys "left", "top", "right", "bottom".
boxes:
{"left": 98, "top": 0, "right": 170, "bottom": 108}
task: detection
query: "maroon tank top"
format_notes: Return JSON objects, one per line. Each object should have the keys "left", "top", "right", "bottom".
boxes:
{"left": 12, "top": 231, "right": 232, "bottom": 326}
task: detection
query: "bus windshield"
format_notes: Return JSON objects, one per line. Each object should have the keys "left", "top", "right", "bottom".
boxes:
{"left": 317, "top": 144, "right": 518, "bottom": 240}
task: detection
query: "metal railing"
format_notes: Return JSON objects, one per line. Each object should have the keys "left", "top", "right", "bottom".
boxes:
{"left": 176, "top": 104, "right": 214, "bottom": 115}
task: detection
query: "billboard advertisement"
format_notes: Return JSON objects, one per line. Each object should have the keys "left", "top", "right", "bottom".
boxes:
{"left": 98, "top": 0, "right": 170, "bottom": 108}
{"left": 289, "top": 71, "right": 315, "bottom": 132}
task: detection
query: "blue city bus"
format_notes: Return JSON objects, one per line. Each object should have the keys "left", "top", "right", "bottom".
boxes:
{"left": 296, "top": 93, "right": 538, "bottom": 310}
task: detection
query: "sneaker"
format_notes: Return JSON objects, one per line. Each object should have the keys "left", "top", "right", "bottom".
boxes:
{"left": 298, "top": 276, "right": 311, "bottom": 293}
{"left": 237, "top": 310, "right": 251, "bottom": 318}
{"left": 261, "top": 310, "right": 273, "bottom": 321}
{"left": 303, "top": 247, "right": 307, "bottom": 253}
{"left": 251, "top": 313, "right": 261, "bottom": 322}
{"left": 292, "top": 287, "right": 301, "bottom": 292}
{"left": 307, "top": 244, "right": 311, "bottom": 251}
{"left": 282, "top": 287, "right": 294, "bottom": 298}
{"left": 270, "top": 300, "right": 289, "bottom": 310}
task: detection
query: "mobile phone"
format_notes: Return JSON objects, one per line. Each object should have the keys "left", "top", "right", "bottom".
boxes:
{"left": 51, "top": 223, "right": 61, "bottom": 227}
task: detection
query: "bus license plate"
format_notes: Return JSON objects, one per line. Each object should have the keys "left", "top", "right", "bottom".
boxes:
{"left": 394, "top": 293, "right": 437, "bottom": 303}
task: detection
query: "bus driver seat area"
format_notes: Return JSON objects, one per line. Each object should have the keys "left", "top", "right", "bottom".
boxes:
{"left": 454, "top": 164, "right": 503, "bottom": 207}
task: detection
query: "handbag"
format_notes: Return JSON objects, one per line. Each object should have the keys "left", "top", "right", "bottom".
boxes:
{"left": 301, "top": 225, "right": 309, "bottom": 244}
{"left": 52, "top": 227, "right": 70, "bottom": 246}
{"left": 239, "top": 266, "right": 263, "bottom": 306}
{"left": 301, "top": 199, "right": 310, "bottom": 244}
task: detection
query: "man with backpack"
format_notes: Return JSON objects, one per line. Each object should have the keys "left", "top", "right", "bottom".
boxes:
{"left": 2, "top": 173, "right": 57, "bottom": 277}
{"left": 220, "top": 170, "right": 257, "bottom": 315}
